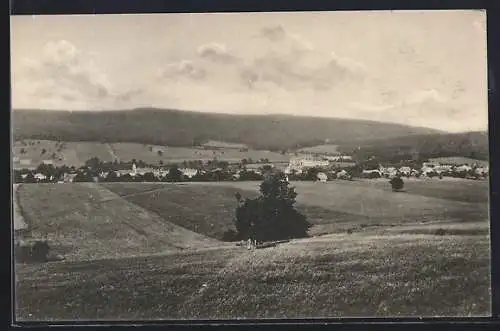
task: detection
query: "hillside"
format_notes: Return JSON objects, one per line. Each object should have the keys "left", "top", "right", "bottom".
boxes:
{"left": 12, "top": 108, "right": 442, "bottom": 151}
{"left": 337, "top": 131, "right": 489, "bottom": 161}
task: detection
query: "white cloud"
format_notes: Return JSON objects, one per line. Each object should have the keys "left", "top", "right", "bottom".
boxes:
{"left": 12, "top": 40, "right": 142, "bottom": 109}
{"left": 196, "top": 42, "right": 240, "bottom": 64}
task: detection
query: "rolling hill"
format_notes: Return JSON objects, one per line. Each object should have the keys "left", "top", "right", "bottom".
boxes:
{"left": 337, "top": 131, "right": 489, "bottom": 161}
{"left": 12, "top": 108, "right": 442, "bottom": 151}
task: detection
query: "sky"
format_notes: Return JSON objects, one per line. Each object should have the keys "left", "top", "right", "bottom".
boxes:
{"left": 10, "top": 10, "right": 488, "bottom": 132}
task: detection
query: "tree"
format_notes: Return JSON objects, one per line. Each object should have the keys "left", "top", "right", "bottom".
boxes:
{"left": 233, "top": 172, "right": 310, "bottom": 242}
{"left": 166, "top": 165, "right": 183, "bottom": 182}
{"left": 389, "top": 176, "right": 404, "bottom": 192}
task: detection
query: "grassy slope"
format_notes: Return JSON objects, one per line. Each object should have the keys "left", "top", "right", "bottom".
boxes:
{"left": 103, "top": 179, "right": 488, "bottom": 239}
{"left": 337, "top": 131, "right": 489, "bottom": 161}
{"left": 15, "top": 183, "right": 220, "bottom": 261}
{"left": 12, "top": 139, "right": 290, "bottom": 169}
{"left": 14, "top": 180, "right": 491, "bottom": 319}
{"left": 15, "top": 232, "right": 490, "bottom": 320}
{"left": 12, "top": 108, "right": 441, "bottom": 151}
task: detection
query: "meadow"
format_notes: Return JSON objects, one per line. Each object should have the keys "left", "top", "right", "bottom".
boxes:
{"left": 14, "top": 178, "right": 491, "bottom": 319}
{"left": 12, "top": 139, "right": 290, "bottom": 169}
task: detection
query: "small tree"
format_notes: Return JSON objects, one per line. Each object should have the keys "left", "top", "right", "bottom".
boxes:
{"left": 233, "top": 172, "right": 310, "bottom": 242}
{"left": 389, "top": 176, "right": 404, "bottom": 192}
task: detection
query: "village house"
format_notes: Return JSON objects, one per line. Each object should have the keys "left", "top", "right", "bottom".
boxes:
{"left": 34, "top": 173, "right": 47, "bottom": 181}
{"left": 316, "top": 172, "right": 328, "bottom": 182}
{"left": 399, "top": 166, "right": 412, "bottom": 176}
{"left": 336, "top": 169, "right": 350, "bottom": 180}
{"left": 180, "top": 168, "right": 198, "bottom": 178}
{"left": 285, "top": 156, "right": 329, "bottom": 174}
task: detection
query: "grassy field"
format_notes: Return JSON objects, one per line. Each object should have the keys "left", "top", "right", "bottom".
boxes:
{"left": 15, "top": 183, "right": 221, "bottom": 261}
{"left": 15, "top": 232, "right": 490, "bottom": 320}
{"left": 14, "top": 179, "right": 491, "bottom": 319}
{"left": 297, "top": 144, "right": 340, "bottom": 154}
{"left": 12, "top": 139, "right": 290, "bottom": 169}
{"left": 429, "top": 156, "right": 489, "bottom": 167}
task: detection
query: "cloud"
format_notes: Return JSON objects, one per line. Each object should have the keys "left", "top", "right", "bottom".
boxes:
{"left": 12, "top": 40, "right": 143, "bottom": 109}
{"left": 158, "top": 60, "right": 207, "bottom": 81}
{"left": 196, "top": 43, "right": 240, "bottom": 64}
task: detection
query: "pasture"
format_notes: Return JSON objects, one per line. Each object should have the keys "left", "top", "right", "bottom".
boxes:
{"left": 12, "top": 139, "right": 290, "bottom": 169}
{"left": 14, "top": 178, "right": 491, "bottom": 319}
{"left": 297, "top": 144, "right": 340, "bottom": 155}
{"left": 429, "top": 156, "right": 489, "bottom": 167}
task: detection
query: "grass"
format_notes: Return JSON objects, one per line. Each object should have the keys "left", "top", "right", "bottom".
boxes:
{"left": 429, "top": 156, "right": 489, "bottom": 167}
{"left": 102, "top": 179, "right": 488, "bottom": 239}
{"left": 102, "top": 183, "right": 260, "bottom": 240}
{"left": 14, "top": 179, "right": 491, "bottom": 319}
{"left": 12, "top": 139, "right": 291, "bottom": 169}
{"left": 15, "top": 183, "right": 220, "bottom": 261}
{"left": 15, "top": 232, "right": 490, "bottom": 320}
{"left": 297, "top": 144, "right": 340, "bottom": 154}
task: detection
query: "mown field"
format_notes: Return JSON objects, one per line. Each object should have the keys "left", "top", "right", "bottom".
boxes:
{"left": 102, "top": 179, "right": 489, "bottom": 238}
{"left": 14, "top": 179, "right": 491, "bottom": 319}
{"left": 12, "top": 139, "right": 290, "bottom": 169}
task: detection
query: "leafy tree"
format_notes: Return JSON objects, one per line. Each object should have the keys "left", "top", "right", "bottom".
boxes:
{"left": 166, "top": 165, "right": 183, "bottom": 182}
{"left": 233, "top": 172, "right": 310, "bottom": 242}
{"left": 142, "top": 172, "right": 156, "bottom": 182}
{"left": 389, "top": 176, "right": 404, "bottom": 192}
{"left": 73, "top": 171, "right": 94, "bottom": 182}
{"left": 25, "top": 172, "right": 36, "bottom": 183}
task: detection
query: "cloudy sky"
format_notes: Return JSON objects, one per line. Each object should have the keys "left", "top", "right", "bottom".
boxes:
{"left": 11, "top": 10, "right": 487, "bottom": 132}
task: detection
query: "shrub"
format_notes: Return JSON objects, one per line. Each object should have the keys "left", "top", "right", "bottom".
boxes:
{"left": 389, "top": 177, "right": 404, "bottom": 192}
{"left": 434, "top": 228, "right": 447, "bottom": 236}
{"left": 15, "top": 240, "right": 51, "bottom": 263}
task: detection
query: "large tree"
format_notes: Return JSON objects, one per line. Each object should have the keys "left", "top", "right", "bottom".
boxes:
{"left": 233, "top": 172, "right": 310, "bottom": 242}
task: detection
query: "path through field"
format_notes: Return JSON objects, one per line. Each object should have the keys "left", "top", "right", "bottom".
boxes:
{"left": 105, "top": 143, "right": 120, "bottom": 163}
{"left": 13, "top": 184, "right": 28, "bottom": 231}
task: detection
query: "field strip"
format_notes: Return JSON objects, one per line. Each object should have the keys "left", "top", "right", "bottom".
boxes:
{"left": 98, "top": 185, "right": 176, "bottom": 202}
{"left": 88, "top": 183, "right": 222, "bottom": 249}
{"left": 13, "top": 184, "right": 28, "bottom": 231}
{"left": 105, "top": 143, "right": 120, "bottom": 163}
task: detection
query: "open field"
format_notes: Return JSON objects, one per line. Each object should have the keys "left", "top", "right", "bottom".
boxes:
{"left": 297, "top": 144, "right": 340, "bottom": 154}
{"left": 14, "top": 179, "right": 490, "bottom": 319}
{"left": 12, "top": 139, "right": 290, "bottom": 169}
{"left": 429, "top": 156, "right": 489, "bottom": 167}
{"left": 15, "top": 183, "right": 221, "bottom": 261}
{"left": 16, "top": 232, "right": 490, "bottom": 320}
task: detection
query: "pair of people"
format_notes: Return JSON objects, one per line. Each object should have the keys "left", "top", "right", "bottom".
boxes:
{"left": 246, "top": 238, "right": 258, "bottom": 250}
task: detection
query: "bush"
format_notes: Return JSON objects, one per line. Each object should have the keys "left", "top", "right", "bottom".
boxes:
{"left": 233, "top": 172, "right": 311, "bottom": 242}
{"left": 389, "top": 177, "right": 404, "bottom": 191}
{"left": 434, "top": 228, "right": 447, "bottom": 236}
{"left": 15, "top": 240, "right": 51, "bottom": 263}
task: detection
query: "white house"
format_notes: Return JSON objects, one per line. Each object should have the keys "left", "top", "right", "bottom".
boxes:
{"left": 362, "top": 169, "right": 382, "bottom": 177}
{"left": 456, "top": 165, "right": 473, "bottom": 173}
{"left": 34, "top": 173, "right": 47, "bottom": 181}
{"left": 399, "top": 167, "right": 412, "bottom": 175}
{"left": 287, "top": 156, "right": 329, "bottom": 173}
{"left": 336, "top": 169, "right": 350, "bottom": 179}
{"left": 316, "top": 172, "right": 328, "bottom": 182}
{"left": 180, "top": 168, "right": 198, "bottom": 178}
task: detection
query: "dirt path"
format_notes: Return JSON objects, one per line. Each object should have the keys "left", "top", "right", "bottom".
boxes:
{"left": 13, "top": 184, "right": 28, "bottom": 231}
{"left": 105, "top": 143, "right": 120, "bottom": 163}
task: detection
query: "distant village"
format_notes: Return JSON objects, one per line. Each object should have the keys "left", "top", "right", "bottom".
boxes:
{"left": 13, "top": 148, "right": 489, "bottom": 184}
